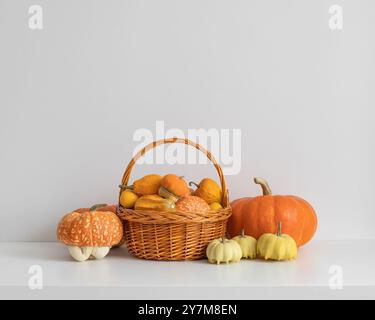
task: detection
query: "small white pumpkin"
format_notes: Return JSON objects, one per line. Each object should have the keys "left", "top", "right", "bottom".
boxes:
{"left": 232, "top": 229, "right": 257, "bottom": 259}
{"left": 206, "top": 237, "right": 242, "bottom": 264}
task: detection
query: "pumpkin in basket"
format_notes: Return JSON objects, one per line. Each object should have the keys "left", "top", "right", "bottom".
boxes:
{"left": 57, "top": 204, "right": 123, "bottom": 261}
{"left": 209, "top": 202, "right": 223, "bottom": 211}
{"left": 189, "top": 178, "right": 222, "bottom": 204}
{"left": 120, "top": 174, "right": 162, "bottom": 196}
{"left": 227, "top": 177, "right": 317, "bottom": 247}
{"left": 119, "top": 189, "right": 139, "bottom": 208}
{"left": 160, "top": 174, "right": 190, "bottom": 198}
{"left": 134, "top": 195, "right": 176, "bottom": 211}
{"left": 176, "top": 195, "right": 210, "bottom": 213}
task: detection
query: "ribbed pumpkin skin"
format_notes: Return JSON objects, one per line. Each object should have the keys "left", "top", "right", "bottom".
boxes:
{"left": 227, "top": 195, "right": 317, "bottom": 247}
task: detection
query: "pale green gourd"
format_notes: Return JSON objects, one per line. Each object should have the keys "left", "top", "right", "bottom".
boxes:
{"left": 206, "top": 238, "right": 242, "bottom": 264}
{"left": 257, "top": 222, "right": 298, "bottom": 261}
{"left": 232, "top": 230, "right": 257, "bottom": 259}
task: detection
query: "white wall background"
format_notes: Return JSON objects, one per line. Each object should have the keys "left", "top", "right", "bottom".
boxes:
{"left": 0, "top": 0, "right": 374, "bottom": 242}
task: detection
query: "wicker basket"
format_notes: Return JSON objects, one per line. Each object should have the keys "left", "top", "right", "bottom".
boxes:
{"left": 117, "top": 137, "right": 231, "bottom": 261}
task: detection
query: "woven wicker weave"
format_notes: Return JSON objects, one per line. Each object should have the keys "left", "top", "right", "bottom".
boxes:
{"left": 117, "top": 138, "right": 231, "bottom": 260}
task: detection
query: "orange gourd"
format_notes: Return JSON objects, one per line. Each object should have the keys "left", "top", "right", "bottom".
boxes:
{"left": 161, "top": 174, "right": 190, "bottom": 197}
{"left": 119, "top": 174, "right": 162, "bottom": 195}
{"left": 227, "top": 177, "right": 317, "bottom": 247}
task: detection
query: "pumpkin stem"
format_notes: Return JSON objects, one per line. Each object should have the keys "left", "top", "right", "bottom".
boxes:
{"left": 254, "top": 177, "right": 272, "bottom": 195}
{"left": 241, "top": 229, "right": 245, "bottom": 237}
{"left": 119, "top": 184, "right": 134, "bottom": 190}
{"left": 189, "top": 181, "right": 199, "bottom": 189}
{"left": 89, "top": 204, "right": 107, "bottom": 211}
{"left": 276, "top": 222, "right": 282, "bottom": 237}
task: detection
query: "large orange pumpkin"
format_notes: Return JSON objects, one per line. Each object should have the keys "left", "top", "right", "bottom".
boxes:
{"left": 227, "top": 177, "right": 317, "bottom": 247}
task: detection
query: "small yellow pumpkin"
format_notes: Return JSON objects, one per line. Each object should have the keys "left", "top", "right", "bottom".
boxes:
{"left": 209, "top": 202, "right": 223, "bottom": 211}
{"left": 257, "top": 222, "right": 297, "bottom": 261}
{"left": 119, "top": 174, "right": 162, "bottom": 195}
{"left": 119, "top": 189, "right": 139, "bottom": 208}
{"left": 134, "top": 194, "right": 176, "bottom": 212}
{"left": 206, "top": 238, "right": 242, "bottom": 264}
{"left": 190, "top": 178, "right": 222, "bottom": 204}
{"left": 232, "top": 230, "right": 257, "bottom": 259}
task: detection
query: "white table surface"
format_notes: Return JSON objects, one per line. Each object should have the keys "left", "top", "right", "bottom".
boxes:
{"left": 1, "top": 241, "right": 374, "bottom": 299}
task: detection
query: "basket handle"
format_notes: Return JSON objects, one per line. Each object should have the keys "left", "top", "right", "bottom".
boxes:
{"left": 119, "top": 137, "right": 229, "bottom": 207}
